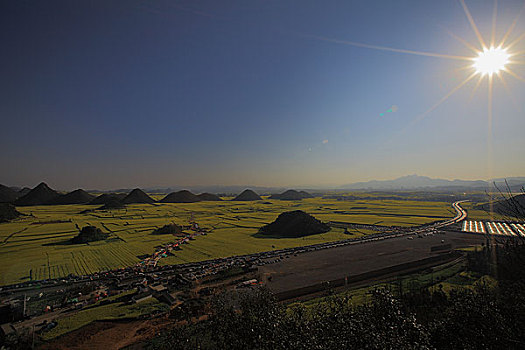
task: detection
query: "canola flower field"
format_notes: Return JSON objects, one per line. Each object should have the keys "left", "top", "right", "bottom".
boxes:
{"left": 0, "top": 196, "right": 454, "bottom": 286}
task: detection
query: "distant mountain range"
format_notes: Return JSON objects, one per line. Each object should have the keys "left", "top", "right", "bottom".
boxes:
{"left": 92, "top": 185, "right": 294, "bottom": 196}
{"left": 3, "top": 175, "right": 524, "bottom": 196}
{"left": 340, "top": 175, "right": 525, "bottom": 191}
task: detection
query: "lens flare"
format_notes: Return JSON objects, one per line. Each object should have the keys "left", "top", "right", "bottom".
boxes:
{"left": 473, "top": 47, "right": 510, "bottom": 75}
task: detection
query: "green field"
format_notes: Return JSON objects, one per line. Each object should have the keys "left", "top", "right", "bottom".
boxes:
{"left": 0, "top": 197, "right": 454, "bottom": 286}
{"left": 41, "top": 293, "right": 169, "bottom": 340}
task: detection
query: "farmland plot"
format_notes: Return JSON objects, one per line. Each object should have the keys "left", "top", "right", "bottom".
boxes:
{"left": 0, "top": 197, "right": 454, "bottom": 285}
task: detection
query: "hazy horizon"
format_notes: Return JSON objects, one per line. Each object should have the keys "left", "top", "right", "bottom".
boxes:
{"left": 2, "top": 1, "right": 524, "bottom": 190}
{"left": 4, "top": 173, "right": 525, "bottom": 192}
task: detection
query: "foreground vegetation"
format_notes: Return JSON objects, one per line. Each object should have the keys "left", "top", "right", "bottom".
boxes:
{"left": 294, "top": 258, "right": 492, "bottom": 309}
{"left": 0, "top": 197, "right": 453, "bottom": 285}
{"left": 149, "top": 241, "right": 525, "bottom": 349}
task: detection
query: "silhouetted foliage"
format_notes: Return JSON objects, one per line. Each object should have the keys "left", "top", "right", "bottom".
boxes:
{"left": 149, "top": 241, "right": 525, "bottom": 350}
{"left": 0, "top": 328, "right": 33, "bottom": 349}
{"left": 479, "top": 179, "right": 525, "bottom": 220}
{"left": 150, "top": 288, "right": 431, "bottom": 350}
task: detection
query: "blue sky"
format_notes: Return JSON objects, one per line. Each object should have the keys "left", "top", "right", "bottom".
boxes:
{"left": 1, "top": 0, "right": 524, "bottom": 190}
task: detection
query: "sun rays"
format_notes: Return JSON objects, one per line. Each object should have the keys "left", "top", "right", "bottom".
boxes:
{"left": 303, "top": 0, "right": 524, "bottom": 184}
{"left": 306, "top": 0, "right": 524, "bottom": 124}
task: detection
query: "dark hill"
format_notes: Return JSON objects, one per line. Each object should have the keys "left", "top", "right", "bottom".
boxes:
{"left": 152, "top": 223, "right": 183, "bottom": 235}
{"left": 197, "top": 193, "right": 222, "bottom": 201}
{"left": 47, "top": 189, "right": 95, "bottom": 205}
{"left": 161, "top": 190, "right": 201, "bottom": 203}
{"left": 232, "top": 189, "right": 262, "bottom": 201}
{"left": 122, "top": 189, "right": 155, "bottom": 204}
{"left": 99, "top": 198, "right": 126, "bottom": 210}
{"left": 80, "top": 196, "right": 125, "bottom": 213}
{"left": 270, "top": 190, "right": 313, "bottom": 200}
{"left": 299, "top": 191, "right": 314, "bottom": 198}
{"left": 0, "top": 184, "right": 20, "bottom": 203}
{"left": 14, "top": 182, "right": 60, "bottom": 206}
{"left": 72, "top": 226, "right": 108, "bottom": 244}
{"left": 475, "top": 194, "right": 525, "bottom": 218}
{"left": 90, "top": 193, "right": 126, "bottom": 205}
{"left": 258, "top": 210, "right": 330, "bottom": 237}
{"left": 0, "top": 203, "right": 21, "bottom": 223}
{"left": 18, "top": 187, "right": 32, "bottom": 196}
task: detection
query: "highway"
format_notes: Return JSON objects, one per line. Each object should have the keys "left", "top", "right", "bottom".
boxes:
{"left": 447, "top": 200, "right": 468, "bottom": 224}
{"left": 392, "top": 200, "right": 467, "bottom": 235}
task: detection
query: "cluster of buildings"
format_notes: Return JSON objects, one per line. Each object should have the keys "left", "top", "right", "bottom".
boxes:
{"left": 139, "top": 222, "right": 207, "bottom": 268}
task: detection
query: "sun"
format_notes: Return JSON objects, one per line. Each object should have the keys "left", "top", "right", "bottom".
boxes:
{"left": 306, "top": 0, "right": 525, "bottom": 123}
{"left": 473, "top": 46, "right": 510, "bottom": 76}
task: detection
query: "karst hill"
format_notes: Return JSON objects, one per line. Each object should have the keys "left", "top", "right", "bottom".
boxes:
{"left": 258, "top": 210, "right": 330, "bottom": 237}
{"left": 47, "top": 189, "right": 95, "bottom": 205}
{"left": 0, "top": 184, "right": 21, "bottom": 203}
{"left": 232, "top": 189, "right": 262, "bottom": 201}
{"left": 197, "top": 193, "right": 222, "bottom": 201}
{"left": 269, "top": 189, "right": 313, "bottom": 200}
{"left": 122, "top": 189, "right": 155, "bottom": 204}
{"left": 161, "top": 190, "right": 201, "bottom": 203}
{"left": 14, "top": 182, "right": 60, "bottom": 206}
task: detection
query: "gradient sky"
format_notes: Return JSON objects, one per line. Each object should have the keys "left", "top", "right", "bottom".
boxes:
{"left": 1, "top": 0, "right": 524, "bottom": 190}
